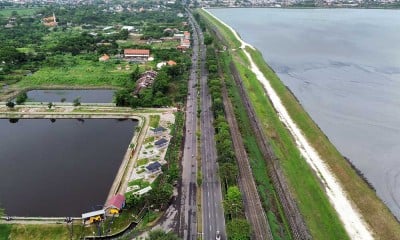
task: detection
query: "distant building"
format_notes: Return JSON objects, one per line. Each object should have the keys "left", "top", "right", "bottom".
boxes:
{"left": 184, "top": 31, "right": 191, "bottom": 40}
{"left": 121, "top": 26, "right": 135, "bottom": 32}
{"left": 132, "top": 186, "right": 152, "bottom": 196}
{"left": 42, "top": 13, "right": 57, "bottom": 27}
{"left": 173, "top": 33, "right": 185, "bottom": 40}
{"left": 99, "top": 54, "right": 110, "bottom": 62}
{"left": 124, "top": 49, "right": 150, "bottom": 62}
{"left": 81, "top": 209, "right": 105, "bottom": 224}
{"left": 181, "top": 39, "right": 191, "bottom": 48}
{"left": 167, "top": 60, "right": 177, "bottom": 66}
{"left": 151, "top": 126, "right": 167, "bottom": 136}
{"left": 105, "top": 194, "right": 125, "bottom": 216}
{"left": 145, "top": 161, "right": 162, "bottom": 173}
{"left": 154, "top": 138, "right": 168, "bottom": 149}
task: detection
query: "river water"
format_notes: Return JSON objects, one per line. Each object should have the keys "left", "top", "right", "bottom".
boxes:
{"left": 209, "top": 8, "right": 400, "bottom": 219}
{"left": 0, "top": 118, "right": 136, "bottom": 217}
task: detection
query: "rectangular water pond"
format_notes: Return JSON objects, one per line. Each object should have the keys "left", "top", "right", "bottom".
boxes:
{"left": 25, "top": 89, "right": 115, "bottom": 103}
{"left": 0, "top": 118, "right": 137, "bottom": 217}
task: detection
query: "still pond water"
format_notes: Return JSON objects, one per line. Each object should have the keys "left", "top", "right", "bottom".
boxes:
{"left": 25, "top": 89, "right": 115, "bottom": 103}
{"left": 0, "top": 118, "right": 136, "bottom": 217}
{"left": 209, "top": 8, "right": 400, "bottom": 218}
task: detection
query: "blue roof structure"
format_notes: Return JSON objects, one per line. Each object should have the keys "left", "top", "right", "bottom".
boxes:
{"left": 146, "top": 161, "right": 162, "bottom": 172}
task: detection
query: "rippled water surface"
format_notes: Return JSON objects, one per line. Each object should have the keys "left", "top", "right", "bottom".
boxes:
{"left": 209, "top": 8, "right": 400, "bottom": 218}
{"left": 0, "top": 118, "right": 136, "bottom": 217}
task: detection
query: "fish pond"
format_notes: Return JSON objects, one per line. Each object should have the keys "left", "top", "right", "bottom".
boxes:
{"left": 0, "top": 118, "right": 137, "bottom": 217}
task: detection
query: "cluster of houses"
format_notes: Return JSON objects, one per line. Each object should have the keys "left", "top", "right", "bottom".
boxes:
{"left": 133, "top": 70, "right": 158, "bottom": 95}
{"left": 81, "top": 193, "right": 125, "bottom": 224}
{"left": 159, "top": 29, "right": 191, "bottom": 51}
{"left": 126, "top": 121, "right": 172, "bottom": 197}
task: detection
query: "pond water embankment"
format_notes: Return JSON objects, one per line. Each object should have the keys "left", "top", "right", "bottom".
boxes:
{"left": 24, "top": 89, "right": 115, "bottom": 103}
{"left": 0, "top": 118, "right": 137, "bottom": 217}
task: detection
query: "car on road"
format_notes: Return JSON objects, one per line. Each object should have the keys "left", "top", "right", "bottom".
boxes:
{"left": 216, "top": 231, "right": 221, "bottom": 240}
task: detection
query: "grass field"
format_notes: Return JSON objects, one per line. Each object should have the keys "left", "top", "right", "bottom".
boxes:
{"left": 0, "top": 8, "right": 38, "bottom": 18}
{"left": 16, "top": 55, "right": 131, "bottom": 88}
{"left": 0, "top": 224, "right": 12, "bottom": 240}
{"left": 149, "top": 115, "right": 161, "bottom": 128}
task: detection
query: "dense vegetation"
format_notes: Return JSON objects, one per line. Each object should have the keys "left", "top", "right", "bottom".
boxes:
{"left": 114, "top": 49, "right": 191, "bottom": 108}
{"left": 0, "top": 3, "right": 187, "bottom": 239}
{"left": 0, "top": 4, "right": 190, "bottom": 108}
{"left": 202, "top": 23, "right": 251, "bottom": 240}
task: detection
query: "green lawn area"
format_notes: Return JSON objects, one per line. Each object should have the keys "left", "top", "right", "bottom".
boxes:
{"left": 0, "top": 224, "right": 12, "bottom": 240}
{"left": 16, "top": 55, "right": 131, "bottom": 88}
{"left": 149, "top": 41, "right": 179, "bottom": 49}
{"left": 144, "top": 136, "right": 155, "bottom": 144}
{"left": 8, "top": 223, "right": 86, "bottom": 240}
{"left": 149, "top": 115, "right": 160, "bottom": 128}
{"left": 0, "top": 8, "right": 39, "bottom": 18}
{"left": 136, "top": 158, "right": 149, "bottom": 166}
{"left": 128, "top": 179, "right": 150, "bottom": 188}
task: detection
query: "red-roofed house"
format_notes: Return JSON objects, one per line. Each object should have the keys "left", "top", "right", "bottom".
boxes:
{"left": 105, "top": 194, "right": 126, "bottom": 216}
{"left": 167, "top": 60, "right": 177, "bottom": 66}
{"left": 184, "top": 31, "right": 190, "bottom": 40}
{"left": 181, "top": 39, "right": 191, "bottom": 48}
{"left": 124, "top": 49, "right": 150, "bottom": 62}
{"left": 99, "top": 54, "right": 110, "bottom": 62}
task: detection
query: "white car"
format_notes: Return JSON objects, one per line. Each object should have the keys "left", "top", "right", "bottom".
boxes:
{"left": 216, "top": 230, "right": 221, "bottom": 240}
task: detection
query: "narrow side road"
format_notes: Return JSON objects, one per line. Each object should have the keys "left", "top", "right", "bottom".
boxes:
{"left": 179, "top": 10, "right": 200, "bottom": 240}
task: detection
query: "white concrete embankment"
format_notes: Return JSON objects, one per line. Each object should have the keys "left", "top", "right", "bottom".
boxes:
{"left": 204, "top": 8, "right": 373, "bottom": 240}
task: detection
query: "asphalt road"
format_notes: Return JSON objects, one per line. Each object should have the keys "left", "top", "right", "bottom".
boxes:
{"left": 190, "top": 11, "right": 227, "bottom": 240}
{"left": 180, "top": 10, "right": 226, "bottom": 240}
{"left": 180, "top": 11, "right": 200, "bottom": 240}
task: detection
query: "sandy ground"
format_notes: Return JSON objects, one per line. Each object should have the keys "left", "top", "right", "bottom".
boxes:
{"left": 204, "top": 8, "right": 374, "bottom": 240}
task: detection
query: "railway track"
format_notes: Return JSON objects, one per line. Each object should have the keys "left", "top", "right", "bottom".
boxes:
{"left": 229, "top": 63, "right": 311, "bottom": 240}
{"left": 219, "top": 65, "right": 274, "bottom": 240}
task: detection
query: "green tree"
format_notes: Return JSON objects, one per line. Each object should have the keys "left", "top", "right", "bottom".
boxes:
{"left": 148, "top": 183, "right": 173, "bottom": 209}
{"left": 115, "top": 89, "right": 133, "bottom": 106}
{"left": 223, "top": 186, "right": 243, "bottom": 218}
{"left": 131, "top": 65, "right": 140, "bottom": 81}
{"left": 226, "top": 218, "right": 251, "bottom": 240}
{"left": 147, "top": 229, "right": 180, "bottom": 240}
{"left": 219, "top": 162, "right": 238, "bottom": 187}
{"left": 73, "top": 97, "right": 81, "bottom": 106}
{"left": 5, "top": 101, "right": 15, "bottom": 108}
{"left": 15, "top": 92, "right": 27, "bottom": 104}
